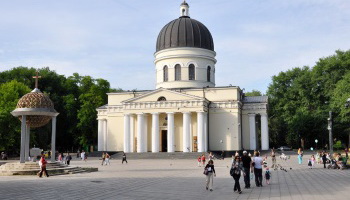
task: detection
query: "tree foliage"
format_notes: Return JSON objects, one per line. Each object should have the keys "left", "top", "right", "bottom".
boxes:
{"left": 267, "top": 50, "right": 350, "bottom": 149}
{"left": 0, "top": 67, "right": 116, "bottom": 153}
{"left": 245, "top": 90, "right": 262, "bottom": 96}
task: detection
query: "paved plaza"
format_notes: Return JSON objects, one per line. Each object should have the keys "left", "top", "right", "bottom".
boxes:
{"left": 0, "top": 154, "right": 349, "bottom": 200}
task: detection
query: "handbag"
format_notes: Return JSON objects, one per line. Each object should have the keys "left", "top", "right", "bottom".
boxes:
{"left": 203, "top": 168, "right": 209, "bottom": 175}
{"left": 230, "top": 167, "right": 235, "bottom": 176}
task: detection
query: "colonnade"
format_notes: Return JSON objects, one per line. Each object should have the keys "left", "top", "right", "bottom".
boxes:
{"left": 97, "top": 119, "right": 108, "bottom": 151}
{"left": 248, "top": 113, "right": 269, "bottom": 150}
{"left": 120, "top": 111, "right": 208, "bottom": 153}
{"left": 19, "top": 115, "right": 57, "bottom": 163}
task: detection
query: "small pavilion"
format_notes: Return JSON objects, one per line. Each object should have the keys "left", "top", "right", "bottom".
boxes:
{"left": 11, "top": 71, "right": 59, "bottom": 163}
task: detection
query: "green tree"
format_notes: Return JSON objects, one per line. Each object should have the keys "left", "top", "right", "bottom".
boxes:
{"left": 0, "top": 80, "right": 31, "bottom": 152}
{"left": 0, "top": 67, "right": 115, "bottom": 153}
{"left": 245, "top": 90, "right": 262, "bottom": 96}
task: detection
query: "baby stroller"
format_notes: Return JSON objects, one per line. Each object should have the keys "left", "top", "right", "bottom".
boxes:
{"left": 327, "top": 159, "right": 340, "bottom": 169}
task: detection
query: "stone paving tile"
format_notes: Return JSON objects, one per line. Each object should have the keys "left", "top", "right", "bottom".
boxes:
{"left": 0, "top": 154, "right": 349, "bottom": 200}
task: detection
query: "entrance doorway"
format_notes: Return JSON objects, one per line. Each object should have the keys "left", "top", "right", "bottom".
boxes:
{"left": 161, "top": 130, "right": 167, "bottom": 152}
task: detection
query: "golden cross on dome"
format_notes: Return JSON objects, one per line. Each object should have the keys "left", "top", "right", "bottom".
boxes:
{"left": 32, "top": 71, "right": 42, "bottom": 89}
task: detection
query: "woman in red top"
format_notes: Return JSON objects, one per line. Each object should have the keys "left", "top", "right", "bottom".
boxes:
{"left": 38, "top": 156, "right": 49, "bottom": 178}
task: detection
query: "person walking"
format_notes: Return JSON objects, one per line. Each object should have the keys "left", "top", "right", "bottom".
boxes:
{"left": 264, "top": 167, "right": 271, "bottom": 185}
{"left": 197, "top": 156, "right": 202, "bottom": 167}
{"left": 311, "top": 155, "right": 315, "bottom": 168}
{"left": 241, "top": 151, "right": 252, "bottom": 189}
{"left": 204, "top": 160, "right": 216, "bottom": 191}
{"left": 38, "top": 156, "right": 49, "bottom": 178}
{"left": 231, "top": 156, "right": 243, "bottom": 194}
{"left": 122, "top": 153, "right": 128, "bottom": 164}
{"left": 101, "top": 152, "right": 106, "bottom": 166}
{"left": 81, "top": 150, "right": 86, "bottom": 161}
{"left": 58, "top": 153, "right": 63, "bottom": 164}
{"left": 297, "top": 148, "right": 303, "bottom": 164}
{"left": 322, "top": 152, "right": 327, "bottom": 168}
{"left": 221, "top": 151, "right": 225, "bottom": 160}
{"left": 271, "top": 148, "right": 277, "bottom": 170}
{"left": 77, "top": 150, "right": 80, "bottom": 159}
{"left": 252, "top": 151, "right": 263, "bottom": 187}
{"left": 105, "top": 153, "right": 111, "bottom": 165}
{"left": 201, "top": 154, "right": 206, "bottom": 166}
{"left": 66, "top": 153, "right": 72, "bottom": 165}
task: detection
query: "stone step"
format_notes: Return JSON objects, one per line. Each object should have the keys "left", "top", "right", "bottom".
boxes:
{"left": 111, "top": 152, "right": 206, "bottom": 160}
{"left": 0, "top": 162, "right": 98, "bottom": 176}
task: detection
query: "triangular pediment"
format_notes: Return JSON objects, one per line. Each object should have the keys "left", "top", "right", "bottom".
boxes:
{"left": 122, "top": 88, "right": 204, "bottom": 103}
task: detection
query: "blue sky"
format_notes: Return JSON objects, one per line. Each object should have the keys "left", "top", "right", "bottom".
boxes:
{"left": 0, "top": 0, "right": 349, "bottom": 93}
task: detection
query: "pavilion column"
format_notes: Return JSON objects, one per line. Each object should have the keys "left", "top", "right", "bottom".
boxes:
{"left": 152, "top": 113, "right": 160, "bottom": 153}
{"left": 137, "top": 113, "right": 145, "bottom": 153}
{"left": 203, "top": 112, "right": 208, "bottom": 152}
{"left": 182, "top": 112, "right": 191, "bottom": 152}
{"left": 197, "top": 112, "right": 205, "bottom": 152}
{"left": 25, "top": 124, "right": 30, "bottom": 161}
{"left": 97, "top": 119, "right": 103, "bottom": 151}
{"left": 167, "top": 112, "right": 175, "bottom": 152}
{"left": 261, "top": 113, "right": 269, "bottom": 150}
{"left": 130, "top": 115, "right": 135, "bottom": 152}
{"left": 51, "top": 116, "right": 57, "bottom": 163}
{"left": 20, "top": 115, "right": 26, "bottom": 163}
{"left": 124, "top": 114, "right": 131, "bottom": 153}
{"left": 248, "top": 114, "right": 257, "bottom": 150}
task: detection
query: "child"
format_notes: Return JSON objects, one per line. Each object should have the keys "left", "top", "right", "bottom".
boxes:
{"left": 201, "top": 154, "right": 206, "bottom": 166}
{"left": 197, "top": 156, "right": 202, "bottom": 167}
{"left": 311, "top": 155, "right": 315, "bottom": 168}
{"left": 265, "top": 167, "right": 271, "bottom": 185}
{"left": 308, "top": 158, "right": 312, "bottom": 169}
{"left": 263, "top": 155, "right": 268, "bottom": 168}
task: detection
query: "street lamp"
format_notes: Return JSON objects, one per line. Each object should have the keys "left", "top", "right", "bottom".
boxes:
{"left": 345, "top": 98, "right": 350, "bottom": 149}
{"left": 327, "top": 111, "right": 333, "bottom": 155}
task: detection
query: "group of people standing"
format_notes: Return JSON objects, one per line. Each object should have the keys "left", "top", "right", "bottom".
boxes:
{"left": 202, "top": 151, "right": 271, "bottom": 194}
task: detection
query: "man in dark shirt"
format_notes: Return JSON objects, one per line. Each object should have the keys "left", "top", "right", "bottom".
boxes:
{"left": 241, "top": 151, "right": 252, "bottom": 188}
{"left": 322, "top": 152, "right": 327, "bottom": 168}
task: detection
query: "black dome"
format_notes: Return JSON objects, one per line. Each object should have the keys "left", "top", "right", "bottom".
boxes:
{"left": 156, "top": 17, "right": 214, "bottom": 52}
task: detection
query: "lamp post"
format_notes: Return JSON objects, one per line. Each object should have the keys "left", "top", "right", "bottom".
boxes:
{"left": 345, "top": 98, "right": 350, "bottom": 148}
{"left": 315, "top": 139, "right": 318, "bottom": 150}
{"left": 327, "top": 111, "right": 333, "bottom": 155}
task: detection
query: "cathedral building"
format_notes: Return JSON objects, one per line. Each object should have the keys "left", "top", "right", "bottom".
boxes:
{"left": 96, "top": 1, "right": 269, "bottom": 153}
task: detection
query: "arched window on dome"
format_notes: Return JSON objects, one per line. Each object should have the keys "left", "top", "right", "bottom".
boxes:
{"left": 175, "top": 64, "right": 181, "bottom": 81}
{"left": 207, "top": 66, "right": 211, "bottom": 82}
{"left": 163, "top": 66, "right": 168, "bottom": 82}
{"left": 189, "top": 64, "right": 195, "bottom": 80}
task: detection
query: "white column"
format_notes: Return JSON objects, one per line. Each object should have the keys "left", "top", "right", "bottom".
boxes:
{"left": 204, "top": 112, "right": 208, "bottom": 152}
{"left": 143, "top": 114, "right": 148, "bottom": 152}
{"left": 51, "top": 116, "right": 57, "bottom": 163}
{"left": 248, "top": 114, "right": 257, "bottom": 150}
{"left": 197, "top": 112, "right": 205, "bottom": 152}
{"left": 124, "top": 114, "right": 131, "bottom": 153}
{"left": 167, "top": 112, "right": 175, "bottom": 152}
{"left": 20, "top": 115, "right": 26, "bottom": 163}
{"left": 130, "top": 115, "right": 135, "bottom": 152}
{"left": 25, "top": 124, "right": 30, "bottom": 161}
{"left": 137, "top": 113, "right": 144, "bottom": 153}
{"left": 182, "top": 112, "right": 191, "bottom": 152}
{"left": 97, "top": 119, "right": 103, "bottom": 151}
{"left": 103, "top": 120, "right": 108, "bottom": 151}
{"left": 261, "top": 113, "right": 269, "bottom": 150}
{"left": 152, "top": 113, "right": 160, "bottom": 153}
